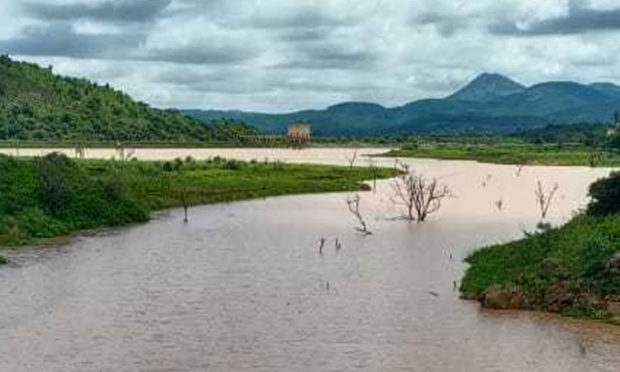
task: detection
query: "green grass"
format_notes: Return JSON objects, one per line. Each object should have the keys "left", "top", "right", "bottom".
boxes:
{"left": 460, "top": 214, "right": 620, "bottom": 320}
{"left": 0, "top": 154, "right": 397, "bottom": 259}
{"left": 382, "top": 142, "right": 620, "bottom": 167}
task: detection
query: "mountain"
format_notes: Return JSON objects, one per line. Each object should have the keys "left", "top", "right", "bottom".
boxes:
{"left": 447, "top": 73, "right": 526, "bottom": 102}
{"left": 186, "top": 73, "right": 620, "bottom": 135}
{"left": 0, "top": 55, "right": 256, "bottom": 142}
{"left": 589, "top": 82, "right": 620, "bottom": 98}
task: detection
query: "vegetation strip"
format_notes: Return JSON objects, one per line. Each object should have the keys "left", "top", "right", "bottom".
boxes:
{"left": 381, "top": 142, "right": 620, "bottom": 167}
{"left": 0, "top": 153, "right": 397, "bottom": 255}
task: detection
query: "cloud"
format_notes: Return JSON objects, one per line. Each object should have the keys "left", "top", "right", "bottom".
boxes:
{"left": 0, "top": 22, "right": 256, "bottom": 65}
{"left": 24, "top": 0, "right": 172, "bottom": 23}
{"left": 490, "top": 0, "right": 620, "bottom": 36}
{"left": 276, "top": 46, "right": 377, "bottom": 71}
{"left": 4, "top": 0, "right": 620, "bottom": 112}
{"left": 0, "top": 23, "right": 144, "bottom": 59}
{"left": 139, "top": 45, "right": 254, "bottom": 65}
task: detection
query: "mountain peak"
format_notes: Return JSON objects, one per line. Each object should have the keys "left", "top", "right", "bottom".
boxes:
{"left": 448, "top": 73, "right": 526, "bottom": 102}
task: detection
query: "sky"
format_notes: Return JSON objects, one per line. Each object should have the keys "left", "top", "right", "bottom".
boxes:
{"left": 1, "top": 0, "right": 620, "bottom": 113}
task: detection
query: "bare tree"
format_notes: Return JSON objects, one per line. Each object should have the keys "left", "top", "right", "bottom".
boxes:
{"left": 173, "top": 182, "right": 196, "bottom": 223}
{"left": 391, "top": 163, "right": 451, "bottom": 222}
{"left": 515, "top": 160, "right": 526, "bottom": 177}
{"left": 179, "top": 187, "right": 192, "bottom": 223}
{"left": 366, "top": 157, "right": 380, "bottom": 192}
{"left": 535, "top": 180, "right": 559, "bottom": 221}
{"left": 346, "top": 194, "right": 371, "bottom": 235}
{"left": 347, "top": 147, "right": 358, "bottom": 170}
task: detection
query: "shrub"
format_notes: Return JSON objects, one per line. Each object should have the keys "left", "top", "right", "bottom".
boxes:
{"left": 36, "top": 152, "right": 72, "bottom": 216}
{"left": 588, "top": 172, "right": 620, "bottom": 216}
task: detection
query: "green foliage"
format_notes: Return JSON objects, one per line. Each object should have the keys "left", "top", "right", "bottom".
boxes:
{"left": 0, "top": 56, "right": 258, "bottom": 142}
{"left": 384, "top": 141, "right": 620, "bottom": 167}
{"left": 0, "top": 154, "right": 397, "bottom": 249}
{"left": 36, "top": 152, "right": 72, "bottom": 216}
{"left": 588, "top": 172, "right": 620, "bottom": 216}
{"left": 460, "top": 214, "right": 620, "bottom": 314}
{"left": 511, "top": 123, "right": 613, "bottom": 148}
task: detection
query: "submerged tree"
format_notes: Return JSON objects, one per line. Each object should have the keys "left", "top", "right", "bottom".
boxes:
{"left": 172, "top": 180, "right": 197, "bottom": 223}
{"left": 390, "top": 163, "right": 451, "bottom": 222}
{"left": 346, "top": 147, "right": 358, "bottom": 170}
{"left": 535, "top": 180, "right": 559, "bottom": 221}
{"left": 366, "top": 157, "right": 380, "bottom": 192}
{"left": 178, "top": 186, "right": 192, "bottom": 223}
{"left": 346, "top": 194, "right": 371, "bottom": 235}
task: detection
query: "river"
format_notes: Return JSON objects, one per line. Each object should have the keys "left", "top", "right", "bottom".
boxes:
{"left": 0, "top": 148, "right": 619, "bottom": 371}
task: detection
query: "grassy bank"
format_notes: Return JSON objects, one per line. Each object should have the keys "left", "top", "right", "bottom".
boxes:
{"left": 382, "top": 142, "right": 620, "bottom": 167}
{"left": 0, "top": 154, "right": 397, "bottom": 256}
{"left": 460, "top": 172, "right": 620, "bottom": 324}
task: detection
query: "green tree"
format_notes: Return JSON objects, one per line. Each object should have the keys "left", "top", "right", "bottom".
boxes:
{"left": 588, "top": 171, "right": 620, "bottom": 216}
{"left": 36, "top": 152, "right": 72, "bottom": 216}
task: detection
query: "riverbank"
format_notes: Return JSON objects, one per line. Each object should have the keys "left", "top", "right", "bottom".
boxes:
{"left": 381, "top": 142, "right": 620, "bottom": 167}
{"left": 460, "top": 172, "right": 620, "bottom": 325}
{"left": 0, "top": 154, "right": 397, "bottom": 257}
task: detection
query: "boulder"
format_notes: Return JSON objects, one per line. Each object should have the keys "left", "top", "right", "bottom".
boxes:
{"left": 607, "top": 302, "right": 620, "bottom": 316}
{"left": 479, "top": 284, "right": 525, "bottom": 310}
{"left": 544, "top": 281, "right": 574, "bottom": 312}
{"left": 359, "top": 183, "right": 372, "bottom": 191}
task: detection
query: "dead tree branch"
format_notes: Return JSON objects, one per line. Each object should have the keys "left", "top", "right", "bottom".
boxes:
{"left": 346, "top": 194, "right": 371, "bottom": 235}
{"left": 390, "top": 163, "right": 451, "bottom": 222}
{"left": 535, "top": 180, "right": 559, "bottom": 221}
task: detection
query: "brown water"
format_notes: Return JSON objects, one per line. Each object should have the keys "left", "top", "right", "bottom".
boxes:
{"left": 1, "top": 148, "right": 619, "bottom": 372}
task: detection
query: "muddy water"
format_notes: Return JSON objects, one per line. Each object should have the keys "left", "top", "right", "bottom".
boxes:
{"left": 1, "top": 148, "right": 619, "bottom": 372}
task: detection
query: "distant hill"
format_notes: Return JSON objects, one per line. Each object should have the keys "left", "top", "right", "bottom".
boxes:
{"left": 185, "top": 73, "right": 620, "bottom": 135}
{"left": 447, "top": 73, "right": 525, "bottom": 102}
{"left": 0, "top": 56, "right": 256, "bottom": 142}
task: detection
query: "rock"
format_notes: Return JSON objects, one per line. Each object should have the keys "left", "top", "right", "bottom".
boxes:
{"left": 607, "top": 302, "right": 620, "bottom": 316}
{"left": 359, "top": 183, "right": 372, "bottom": 191}
{"left": 479, "top": 284, "right": 525, "bottom": 310}
{"left": 544, "top": 281, "right": 574, "bottom": 312}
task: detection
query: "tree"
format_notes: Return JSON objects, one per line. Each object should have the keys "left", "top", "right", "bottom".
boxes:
{"left": 535, "top": 180, "right": 559, "bottom": 221}
{"left": 346, "top": 194, "right": 371, "bottom": 235}
{"left": 172, "top": 180, "right": 197, "bottom": 223}
{"left": 346, "top": 147, "right": 358, "bottom": 170}
{"left": 366, "top": 157, "right": 380, "bottom": 192}
{"left": 36, "top": 152, "right": 72, "bottom": 216}
{"left": 391, "top": 163, "right": 451, "bottom": 222}
{"left": 588, "top": 171, "right": 620, "bottom": 216}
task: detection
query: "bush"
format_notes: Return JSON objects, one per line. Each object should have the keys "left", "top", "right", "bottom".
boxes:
{"left": 36, "top": 152, "right": 72, "bottom": 216}
{"left": 588, "top": 172, "right": 620, "bottom": 216}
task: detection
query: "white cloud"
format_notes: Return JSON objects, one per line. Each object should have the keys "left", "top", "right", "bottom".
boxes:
{"left": 2, "top": 0, "right": 620, "bottom": 112}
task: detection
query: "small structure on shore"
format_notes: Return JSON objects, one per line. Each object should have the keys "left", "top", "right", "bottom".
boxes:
{"left": 288, "top": 124, "right": 311, "bottom": 148}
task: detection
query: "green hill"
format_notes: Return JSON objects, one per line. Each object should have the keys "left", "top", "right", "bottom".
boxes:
{"left": 185, "top": 73, "right": 620, "bottom": 135}
{"left": 0, "top": 55, "right": 256, "bottom": 142}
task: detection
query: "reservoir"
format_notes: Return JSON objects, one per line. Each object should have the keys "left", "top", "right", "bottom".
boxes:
{"left": 0, "top": 148, "right": 618, "bottom": 371}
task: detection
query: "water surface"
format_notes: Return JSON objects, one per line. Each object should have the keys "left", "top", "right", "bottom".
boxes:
{"left": 0, "top": 148, "right": 618, "bottom": 372}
